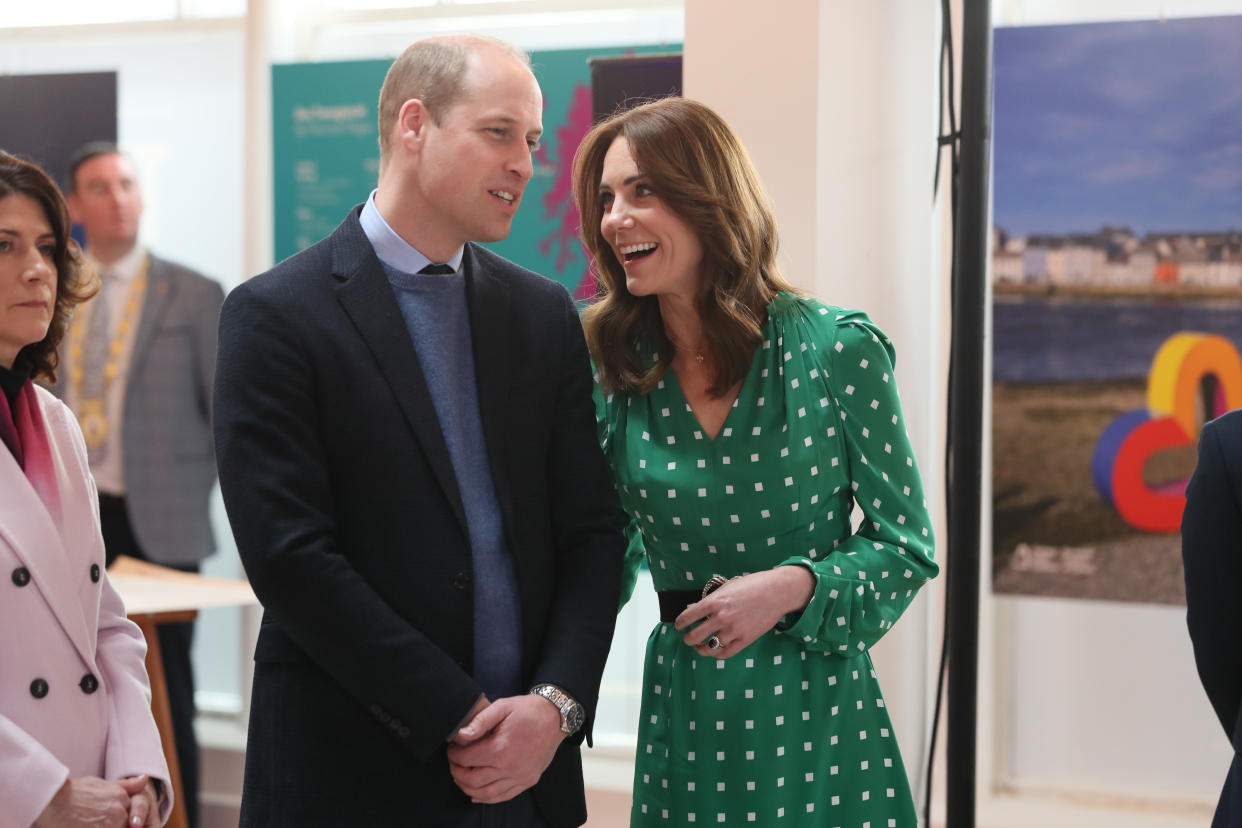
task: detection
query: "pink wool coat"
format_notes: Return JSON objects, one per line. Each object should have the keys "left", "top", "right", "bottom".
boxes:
{"left": 0, "top": 385, "right": 171, "bottom": 827}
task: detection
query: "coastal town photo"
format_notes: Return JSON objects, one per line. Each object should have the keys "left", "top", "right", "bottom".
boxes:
{"left": 991, "top": 15, "right": 1242, "bottom": 604}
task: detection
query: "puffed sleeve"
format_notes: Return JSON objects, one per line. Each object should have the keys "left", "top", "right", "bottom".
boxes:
{"left": 592, "top": 377, "right": 646, "bottom": 611}
{"left": 776, "top": 308, "right": 938, "bottom": 655}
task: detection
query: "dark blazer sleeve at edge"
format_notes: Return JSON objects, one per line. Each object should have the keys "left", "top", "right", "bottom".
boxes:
{"left": 212, "top": 279, "right": 483, "bottom": 761}
{"left": 1182, "top": 414, "right": 1242, "bottom": 751}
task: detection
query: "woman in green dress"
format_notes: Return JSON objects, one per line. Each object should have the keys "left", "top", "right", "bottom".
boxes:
{"left": 572, "top": 97, "right": 939, "bottom": 826}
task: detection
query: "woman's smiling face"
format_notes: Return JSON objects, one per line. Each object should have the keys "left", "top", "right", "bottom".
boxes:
{"left": 597, "top": 136, "right": 705, "bottom": 304}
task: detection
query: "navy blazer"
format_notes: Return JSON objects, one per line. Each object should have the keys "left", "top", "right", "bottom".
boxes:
{"left": 213, "top": 207, "right": 625, "bottom": 827}
{"left": 1183, "top": 408, "right": 1242, "bottom": 827}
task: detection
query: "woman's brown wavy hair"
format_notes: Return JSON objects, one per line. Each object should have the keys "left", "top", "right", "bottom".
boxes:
{"left": 573, "top": 97, "right": 796, "bottom": 397}
{"left": 0, "top": 151, "right": 97, "bottom": 383}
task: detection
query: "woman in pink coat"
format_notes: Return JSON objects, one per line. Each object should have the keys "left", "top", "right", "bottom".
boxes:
{"left": 0, "top": 151, "right": 171, "bottom": 828}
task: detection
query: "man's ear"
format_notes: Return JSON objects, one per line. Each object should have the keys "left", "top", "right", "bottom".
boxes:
{"left": 66, "top": 192, "right": 81, "bottom": 224}
{"left": 398, "top": 98, "right": 431, "bottom": 156}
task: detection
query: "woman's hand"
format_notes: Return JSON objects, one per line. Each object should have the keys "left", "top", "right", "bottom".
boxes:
{"left": 674, "top": 565, "right": 815, "bottom": 658}
{"left": 123, "top": 775, "right": 160, "bottom": 828}
{"left": 34, "top": 777, "right": 133, "bottom": 828}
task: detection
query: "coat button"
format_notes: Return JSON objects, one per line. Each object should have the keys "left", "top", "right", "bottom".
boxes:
{"left": 30, "top": 678, "right": 48, "bottom": 699}
{"left": 79, "top": 674, "right": 99, "bottom": 694}
{"left": 452, "top": 572, "right": 471, "bottom": 590}
{"left": 90, "top": 564, "right": 101, "bottom": 583}
{"left": 12, "top": 567, "right": 30, "bottom": 587}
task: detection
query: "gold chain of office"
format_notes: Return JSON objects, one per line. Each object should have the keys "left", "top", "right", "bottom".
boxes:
{"left": 67, "top": 255, "right": 150, "bottom": 450}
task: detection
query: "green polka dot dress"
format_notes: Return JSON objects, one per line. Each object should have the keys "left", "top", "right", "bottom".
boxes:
{"left": 594, "top": 293, "right": 938, "bottom": 826}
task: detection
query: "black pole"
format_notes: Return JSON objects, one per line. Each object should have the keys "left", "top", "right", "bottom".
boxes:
{"left": 947, "top": 2, "right": 991, "bottom": 827}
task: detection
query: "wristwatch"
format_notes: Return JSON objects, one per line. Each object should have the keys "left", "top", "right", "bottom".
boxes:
{"left": 529, "top": 683, "right": 585, "bottom": 736}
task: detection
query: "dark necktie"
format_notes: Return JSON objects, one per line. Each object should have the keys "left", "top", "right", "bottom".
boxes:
{"left": 419, "top": 263, "right": 455, "bottom": 275}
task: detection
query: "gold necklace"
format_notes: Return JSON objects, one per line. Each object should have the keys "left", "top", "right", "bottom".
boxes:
{"left": 67, "top": 254, "right": 150, "bottom": 450}
{"left": 666, "top": 332, "right": 706, "bottom": 364}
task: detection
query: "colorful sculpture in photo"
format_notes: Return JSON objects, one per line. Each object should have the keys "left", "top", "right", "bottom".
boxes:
{"left": 1092, "top": 333, "right": 1242, "bottom": 532}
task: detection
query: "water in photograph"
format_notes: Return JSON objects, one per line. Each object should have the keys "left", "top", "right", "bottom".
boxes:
{"left": 994, "top": 294, "right": 1242, "bottom": 383}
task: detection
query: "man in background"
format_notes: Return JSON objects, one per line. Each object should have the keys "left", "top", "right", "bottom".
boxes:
{"left": 1182, "top": 408, "right": 1242, "bottom": 828}
{"left": 54, "top": 142, "right": 224, "bottom": 828}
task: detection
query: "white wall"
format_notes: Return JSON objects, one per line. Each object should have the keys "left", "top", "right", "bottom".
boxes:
{"left": 296, "top": 4, "right": 685, "bottom": 62}
{"left": 0, "top": 25, "right": 246, "bottom": 291}
{"left": 1001, "top": 598, "right": 1230, "bottom": 800}
{"left": 683, "top": 2, "right": 819, "bottom": 287}
{"left": 994, "top": 0, "right": 1242, "bottom": 25}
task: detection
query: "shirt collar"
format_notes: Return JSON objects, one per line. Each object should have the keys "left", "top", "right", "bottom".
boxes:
{"left": 360, "top": 190, "right": 463, "bottom": 276}
{"left": 89, "top": 243, "right": 146, "bottom": 282}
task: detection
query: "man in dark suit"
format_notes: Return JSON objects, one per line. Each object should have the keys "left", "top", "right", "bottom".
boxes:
{"left": 1182, "top": 408, "right": 1242, "bottom": 828}
{"left": 213, "top": 34, "right": 625, "bottom": 827}
{"left": 54, "top": 143, "right": 223, "bottom": 828}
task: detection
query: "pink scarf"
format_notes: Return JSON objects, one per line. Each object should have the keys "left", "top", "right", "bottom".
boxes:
{"left": 0, "top": 380, "right": 60, "bottom": 519}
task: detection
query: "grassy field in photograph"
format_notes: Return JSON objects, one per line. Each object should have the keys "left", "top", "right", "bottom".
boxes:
{"left": 991, "top": 379, "right": 1193, "bottom": 605}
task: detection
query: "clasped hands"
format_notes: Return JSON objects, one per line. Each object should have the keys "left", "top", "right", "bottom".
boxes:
{"left": 445, "top": 567, "right": 816, "bottom": 804}
{"left": 674, "top": 566, "right": 816, "bottom": 658}
{"left": 35, "top": 774, "right": 159, "bottom": 828}
{"left": 447, "top": 693, "right": 565, "bottom": 804}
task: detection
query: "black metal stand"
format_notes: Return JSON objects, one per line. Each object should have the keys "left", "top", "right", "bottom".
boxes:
{"left": 946, "top": 2, "right": 993, "bottom": 826}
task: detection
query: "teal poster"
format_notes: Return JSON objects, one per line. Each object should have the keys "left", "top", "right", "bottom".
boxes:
{"left": 272, "top": 45, "right": 680, "bottom": 295}
{"left": 272, "top": 60, "right": 387, "bottom": 263}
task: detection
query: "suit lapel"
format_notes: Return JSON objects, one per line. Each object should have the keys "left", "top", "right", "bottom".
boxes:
{"left": 332, "top": 216, "right": 468, "bottom": 534}
{"left": 128, "top": 253, "right": 178, "bottom": 383}
{"left": 0, "top": 406, "right": 95, "bottom": 666}
{"left": 463, "top": 246, "right": 517, "bottom": 538}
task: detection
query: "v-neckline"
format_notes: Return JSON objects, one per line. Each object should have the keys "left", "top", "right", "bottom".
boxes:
{"left": 663, "top": 337, "right": 765, "bottom": 443}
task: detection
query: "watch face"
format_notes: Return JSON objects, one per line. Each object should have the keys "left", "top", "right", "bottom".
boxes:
{"left": 565, "top": 702, "right": 585, "bottom": 733}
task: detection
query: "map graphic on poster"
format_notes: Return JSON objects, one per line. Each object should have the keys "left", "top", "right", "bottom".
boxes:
{"left": 272, "top": 44, "right": 680, "bottom": 294}
{"left": 991, "top": 16, "right": 1242, "bottom": 605}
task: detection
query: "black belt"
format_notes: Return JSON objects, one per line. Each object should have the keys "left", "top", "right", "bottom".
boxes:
{"left": 657, "top": 575, "right": 732, "bottom": 622}
{"left": 657, "top": 590, "right": 702, "bottom": 622}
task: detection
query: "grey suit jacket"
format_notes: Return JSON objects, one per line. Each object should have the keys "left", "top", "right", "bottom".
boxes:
{"left": 53, "top": 252, "right": 225, "bottom": 566}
